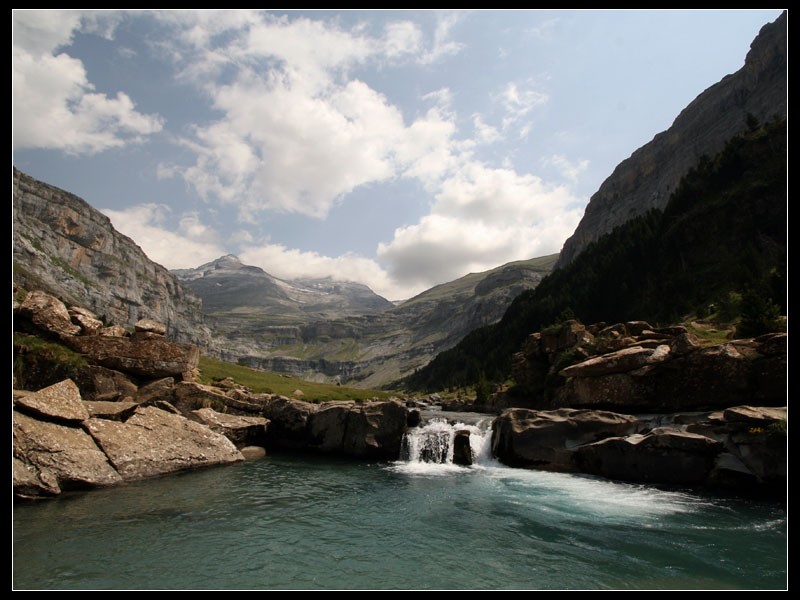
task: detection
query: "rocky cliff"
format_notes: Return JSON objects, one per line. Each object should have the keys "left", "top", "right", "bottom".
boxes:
{"left": 13, "top": 168, "right": 212, "bottom": 348}
{"left": 556, "top": 11, "right": 787, "bottom": 268}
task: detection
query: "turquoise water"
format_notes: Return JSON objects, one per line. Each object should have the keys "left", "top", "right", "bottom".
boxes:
{"left": 13, "top": 446, "right": 786, "bottom": 590}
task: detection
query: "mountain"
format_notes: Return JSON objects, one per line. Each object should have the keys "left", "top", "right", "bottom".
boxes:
{"left": 407, "top": 115, "right": 787, "bottom": 391}
{"left": 174, "top": 253, "right": 557, "bottom": 388}
{"left": 173, "top": 255, "right": 393, "bottom": 317}
{"left": 12, "top": 168, "right": 212, "bottom": 348}
{"left": 556, "top": 11, "right": 787, "bottom": 269}
{"left": 13, "top": 165, "right": 555, "bottom": 387}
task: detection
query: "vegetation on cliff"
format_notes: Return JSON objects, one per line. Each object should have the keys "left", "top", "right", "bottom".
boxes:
{"left": 405, "top": 117, "right": 786, "bottom": 391}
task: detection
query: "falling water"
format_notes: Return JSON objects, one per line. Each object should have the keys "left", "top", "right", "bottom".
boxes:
{"left": 399, "top": 414, "right": 495, "bottom": 467}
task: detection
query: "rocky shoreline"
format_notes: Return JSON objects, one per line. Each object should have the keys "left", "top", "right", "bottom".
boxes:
{"left": 13, "top": 289, "right": 786, "bottom": 501}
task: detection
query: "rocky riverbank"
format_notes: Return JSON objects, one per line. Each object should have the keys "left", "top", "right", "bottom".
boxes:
{"left": 13, "top": 288, "right": 786, "bottom": 501}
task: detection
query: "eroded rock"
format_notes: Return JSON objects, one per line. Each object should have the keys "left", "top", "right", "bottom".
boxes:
{"left": 14, "top": 379, "right": 89, "bottom": 423}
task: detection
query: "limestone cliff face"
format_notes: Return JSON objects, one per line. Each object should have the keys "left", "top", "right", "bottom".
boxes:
{"left": 556, "top": 11, "right": 787, "bottom": 269}
{"left": 12, "top": 168, "right": 212, "bottom": 347}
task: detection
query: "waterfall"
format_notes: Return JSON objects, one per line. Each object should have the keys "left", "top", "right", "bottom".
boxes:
{"left": 399, "top": 416, "right": 495, "bottom": 467}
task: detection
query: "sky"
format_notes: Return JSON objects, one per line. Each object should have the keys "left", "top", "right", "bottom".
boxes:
{"left": 12, "top": 9, "right": 784, "bottom": 301}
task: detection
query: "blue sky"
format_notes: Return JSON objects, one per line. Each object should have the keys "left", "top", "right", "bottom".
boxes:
{"left": 12, "top": 9, "right": 783, "bottom": 300}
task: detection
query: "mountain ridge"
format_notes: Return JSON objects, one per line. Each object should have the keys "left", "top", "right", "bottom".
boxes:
{"left": 556, "top": 10, "right": 787, "bottom": 269}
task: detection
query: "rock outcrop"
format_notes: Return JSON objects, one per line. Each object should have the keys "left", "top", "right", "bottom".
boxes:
{"left": 507, "top": 319, "right": 786, "bottom": 413}
{"left": 264, "top": 397, "right": 411, "bottom": 459}
{"left": 12, "top": 168, "right": 211, "bottom": 348}
{"left": 491, "top": 405, "right": 786, "bottom": 496}
{"left": 556, "top": 11, "right": 787, "bottom": 268}
{"left": 13, "top": 378, "right": 248, "bottom": 500}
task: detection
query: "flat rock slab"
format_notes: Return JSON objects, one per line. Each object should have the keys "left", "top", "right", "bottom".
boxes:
{"left": 560, "top": 345, "right": 671, "bottom": 378}
{"left": 84, "top": 406, "right": 243, "bottom": 481}
{"left": 83, "top": 401, "right": 139, "bottom": 421}
{"left": 191, "top": 408, "right": 269, "bottom": 446}
{"left": 13, "top": 410, "right": 122, "bottom": 490}
{"left": 14, "top": 379, "right": 89, "bottom": 423}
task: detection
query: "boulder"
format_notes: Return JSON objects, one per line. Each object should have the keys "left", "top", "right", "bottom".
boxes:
{"left": 191, "top": 408, "right": 269, "bottom": 447}
{"left": 135, "top": 377, "right": 175, "bottom": 404}
{"left": 18, "top": 291, "right": 81, "bottom": 338}
{"left": 134, "top": 318, "right": 166, "bottom": 336}
{"left": 540, "top": 320, "right": 594, "bottom": 355}
{"left": 83, "top": 401, "right": 139, "bottom": 421}
{"left": 13, "top": 410, "right": 123, "bottom": 495}
{"left": 669, "top": 331, "right": 701, "bottom": 355}
{"left": 722, "top": 405, "right": 787, "bottom": 426}
{"left": 241, "top": 446, "right": 267, "bottom": 460}
{"left": 308, "top": 402, "right": 353, "bottom": 452}
{"left": 341, "top": 400, "right": 409, "bottom": 459}
{"left": 14, "top": 379, "right": 89, "bottom": 423}
{"left": 452, "top": 430, "right": 473, "bottom": 466}
{"left": 559, "top": 345, "right": 670, "bottom": 378}
{"left": 625, "top": 321, "right": 653, "bottom": 336}
{"left": 575, "top": 427, "right": 721, "bottom": 485}
{"left": 65, "top": 336, "right": 199, "bottom": 378}
{"left": 75, "top": 365, "right": 138, "bottom": 402}
{"left": 491, "top": 408, "right": 639, "bottom": 470}
{"left": 100, "top": 324, "right": 128, "bottom": 337}
{"left": 83, "top": 406, "right": 243, "bottom": 481}
{"left": 262, "top": 397, "right": 316, "bottom": 448}
{"left": 13, "top": 456, "right": 61, "bottom": 499}
{"left": 69, "top": 310, "right": 103, "bottom": 336}
{"left": 556, "top": 372, "right": 653, "bottom": 411}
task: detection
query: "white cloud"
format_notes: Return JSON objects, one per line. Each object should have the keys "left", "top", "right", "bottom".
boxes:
{"left": 383, "top": 20, "right": 423, "bottom": 57}
{"left": 239, "top": 244, "right": 407, "bottom": 301}
{"left": 12, "top": 10, "right": 163, "bottom": 155}
{"left": 541, "top": 154, "right": 590, "bottom": 183}
{"left": 377, "top": 164, "right": 585, "bottom": 291}
{"left": 473, "top": 114, "right": 502, "bottom": 144}
{"left": 102, "top": 204, "right": 226, "bottom": 269}
{"left": 498, "top": 81, "right": 548, "bottom": 133}
{"left": 419, "top": 12, "right": 465, "bottom": 65}
{"left": 162, "top": 15, "right": 470, "bottom": 220}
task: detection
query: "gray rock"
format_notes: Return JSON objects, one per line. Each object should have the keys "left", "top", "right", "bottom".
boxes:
{"left": 83, "top": 406, "right": 243, "bottom": 481}
{"left": 12, "top": 168, "right": 210, "bottom": 348}
{"left": 13, "top": 410, "right": 123, "bottom": 493}
{"left": 14, "top": 379, "right": 89, "bottom": 423}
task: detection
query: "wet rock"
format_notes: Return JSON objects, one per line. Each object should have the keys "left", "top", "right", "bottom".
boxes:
{"left": 575, "top": 427, "right": 721, "bottom": 485}
{"left": 407, "top": 409, "right": 421, "bottom": 428}
{"left": 453, "top": 430, "right": 473, "bottom": 466}
{"left": 491, "top": 408, "right": 639, "bottom": 470}
{"left": 83, "top": 406, "right": 243, "bottom": 481}
{"left": 14, "top": 379, "right": 90, "bottom": 423}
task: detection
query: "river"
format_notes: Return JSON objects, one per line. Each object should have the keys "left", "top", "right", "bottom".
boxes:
{"left": 12, "top": 414, "right": 787, "bottom": 590}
